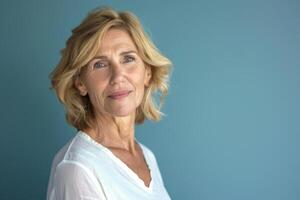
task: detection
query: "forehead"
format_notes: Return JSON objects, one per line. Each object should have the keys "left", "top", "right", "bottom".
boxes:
{"left": 98, "top": 28, "right": 137, "bottom": 54}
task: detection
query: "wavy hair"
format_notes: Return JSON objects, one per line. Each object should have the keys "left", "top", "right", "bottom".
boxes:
{"left": 49, "top": 7, "right": 172, "bottom": 130}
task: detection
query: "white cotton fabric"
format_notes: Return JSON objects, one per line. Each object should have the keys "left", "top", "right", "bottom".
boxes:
{"left": 47, "top": 130, "right": 171, "bottom": 200}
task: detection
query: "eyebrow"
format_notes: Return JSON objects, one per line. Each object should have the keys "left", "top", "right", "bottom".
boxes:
{"left": 92, "top": 50, "right": 137, "bottom": 60}
{"left": 120, "top": 50, "right": 137, "bottom": 56}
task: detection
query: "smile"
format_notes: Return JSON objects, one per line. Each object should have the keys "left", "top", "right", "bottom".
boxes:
{"left": 108, "top": 90, "right": 132, "bottom": 100}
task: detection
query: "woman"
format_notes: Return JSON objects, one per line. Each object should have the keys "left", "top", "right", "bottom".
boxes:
{"left": 47, "top": 6, "right": 172, "bottom": 200}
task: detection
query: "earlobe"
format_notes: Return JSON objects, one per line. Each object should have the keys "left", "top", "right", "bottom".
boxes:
{"left": 75, "top": 78, "right": 88, "bottom": 96}
{"left": 144, "top": 66, "right": 152, "bottom": 87}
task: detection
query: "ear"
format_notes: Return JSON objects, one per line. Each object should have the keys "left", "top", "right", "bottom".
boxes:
{"left": 144, "top": 65, "right": 152, "bottom": 87}
{"left": 75, "top": 78, "right": 88, "bottom": 96}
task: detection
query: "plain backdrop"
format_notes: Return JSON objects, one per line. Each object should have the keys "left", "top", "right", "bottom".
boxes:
{"left": 1, "top": 0, "right": 299, "bottom": 199}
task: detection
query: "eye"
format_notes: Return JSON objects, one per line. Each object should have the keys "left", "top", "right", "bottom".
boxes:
{"left": 123, "top": 55, "right": 135, "bottom": 63}
{"left": 93, "top": 61, "right": 108, "bottom": 69}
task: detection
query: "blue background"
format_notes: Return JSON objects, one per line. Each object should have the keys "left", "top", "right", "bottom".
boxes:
{"left": 1, "top": 0, "right": 299, "bottom": 199}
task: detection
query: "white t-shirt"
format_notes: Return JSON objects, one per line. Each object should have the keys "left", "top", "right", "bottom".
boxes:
{"left": 47, "top": 130, "right": 171, "bottom": 200}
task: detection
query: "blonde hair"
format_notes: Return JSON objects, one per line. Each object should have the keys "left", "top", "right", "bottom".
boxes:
{"left": 49, "top": 7, "right": 172, "bottom": 130}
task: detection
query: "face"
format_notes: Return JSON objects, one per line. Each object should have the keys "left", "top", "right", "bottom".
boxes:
{"left": 76, "top": 28, "right": 151, "bottom": 118}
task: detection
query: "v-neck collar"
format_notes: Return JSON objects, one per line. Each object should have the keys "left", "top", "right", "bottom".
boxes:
{"left": 77, "top": 130, "right": 154, "bottom": 193}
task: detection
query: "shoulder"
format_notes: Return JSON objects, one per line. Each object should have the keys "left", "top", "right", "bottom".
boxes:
{"left": 48, "top": 133, "right": 97, "bottom": 187}
{"left": 50, "top": 137, "right": 75, "bottom": 172}
{"left": 55, "top": 160, "right": 95, "bottom": 183}
{"left": 51, "top": 132, "right": 101, "bottom": 169}
{"left": 48, "top": 135, "right": 107, "bottom": 199}
{"left": 49, "top": 161, "right": 106, "bottom": 200}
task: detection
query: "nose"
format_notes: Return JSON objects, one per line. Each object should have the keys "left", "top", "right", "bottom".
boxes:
{"left": 109, "top": 61, "right": 125, "bottom": 85}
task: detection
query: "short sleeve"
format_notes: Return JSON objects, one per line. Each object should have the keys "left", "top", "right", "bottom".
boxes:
{"left": 50, "top": 161, "right": 107, "bottom": 200}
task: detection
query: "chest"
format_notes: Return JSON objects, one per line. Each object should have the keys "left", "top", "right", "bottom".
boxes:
{"left": 109, "top": 148, "right": 152, "bottom": 187}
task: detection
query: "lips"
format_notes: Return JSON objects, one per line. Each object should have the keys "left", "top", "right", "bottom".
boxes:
{"left": 108, "top": 90, "right": 132, "bottom": 100}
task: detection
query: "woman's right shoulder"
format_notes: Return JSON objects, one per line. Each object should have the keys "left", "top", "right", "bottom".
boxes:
{"left": 50, "top": 133, "right": 85, "bottom": 170}
{"left": 48, "top": 152, "right": 106, "bottom": 200}
{"left": 47, "top": 133, "right": 108, "bottom": 200}
{"left": 49, "top": 139, "right": 71, "bottom": 171}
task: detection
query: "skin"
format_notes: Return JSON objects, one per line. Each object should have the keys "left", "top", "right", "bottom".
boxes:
{"left": 75, "top": 28, "right": 152, "bottom": 187}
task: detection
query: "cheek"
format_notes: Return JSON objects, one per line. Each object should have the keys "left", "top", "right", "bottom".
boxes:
{"left": 133, "top": 72, "right": 147, "bottom": 104}
{"left": 136, "top": 86, "right": 145, "bottom": 101}
{"left": 89, "top": 91, "right": 105, "bottom": 110}
{"left": 85, "top": 78, "right": 107, "bottom": 111}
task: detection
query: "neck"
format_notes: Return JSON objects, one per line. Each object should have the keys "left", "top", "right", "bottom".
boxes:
{"left": 83, "top": 113, "right": 138, "bottom": 155}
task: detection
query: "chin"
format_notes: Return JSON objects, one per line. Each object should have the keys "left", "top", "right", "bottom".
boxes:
{"left": 107, "top": 107, "right": 136, "bottom": 118}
